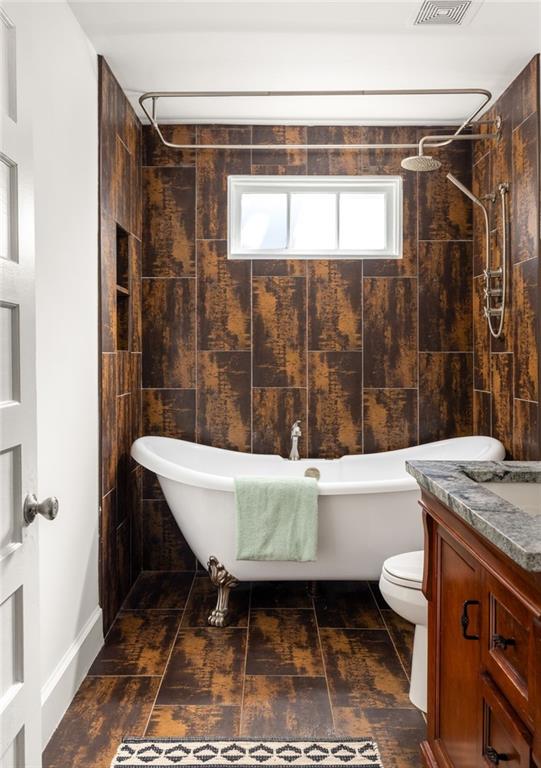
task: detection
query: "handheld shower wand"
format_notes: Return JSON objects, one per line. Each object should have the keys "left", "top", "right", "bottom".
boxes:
{"left": 446, "top": 172, "right": 509, "bottom": 339}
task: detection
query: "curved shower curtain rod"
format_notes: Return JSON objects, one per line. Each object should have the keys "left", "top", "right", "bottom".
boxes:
{"left": 139, "top": 87, "right": 498, "bottom": 151}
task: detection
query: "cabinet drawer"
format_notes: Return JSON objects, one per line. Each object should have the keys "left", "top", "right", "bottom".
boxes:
{"left": 483, "top": 573, "right": 532, "bottom": 720}
{"left": 481, "top": 675, "right": 531, "bottom": 767}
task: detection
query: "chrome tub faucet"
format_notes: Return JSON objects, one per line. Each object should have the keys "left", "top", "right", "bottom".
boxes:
{"left": 290, "top": 420, "right": 302, "bottom": 461}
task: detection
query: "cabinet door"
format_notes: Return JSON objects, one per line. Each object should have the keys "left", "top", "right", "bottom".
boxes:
{"left": 483, "top": 572, "right": 532, "bottom": 724}
{"left": 433, "top": 531, "right": 482, "bottom": 767}
{"left": 481, "top": 674, "right": 531, "bottom": 767}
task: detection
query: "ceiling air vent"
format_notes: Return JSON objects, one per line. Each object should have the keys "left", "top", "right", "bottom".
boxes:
{"left": 414, "top": 0, "right": 472, "bottom": 25}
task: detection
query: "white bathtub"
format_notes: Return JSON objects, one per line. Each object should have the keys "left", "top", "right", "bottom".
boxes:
{"left": 132, "top": 435, "right": 504, "bottom": 582}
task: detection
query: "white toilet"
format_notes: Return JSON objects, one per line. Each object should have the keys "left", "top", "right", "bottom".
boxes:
{"left": 379, "top": 550, "right": 427, "bottom": 712}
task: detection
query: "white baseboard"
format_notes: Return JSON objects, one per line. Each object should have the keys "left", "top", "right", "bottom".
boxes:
{"left": 41, "top": 606, "right": 104, "bottom": 748}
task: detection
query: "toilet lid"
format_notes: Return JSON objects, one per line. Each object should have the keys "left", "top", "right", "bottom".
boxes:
{"left": 382, "top": 550, "right": 424, "bottom": 590}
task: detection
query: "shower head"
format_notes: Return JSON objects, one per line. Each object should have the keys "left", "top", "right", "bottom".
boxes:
{"left": 400, "top": 154, "right": 442, "bottom": 172}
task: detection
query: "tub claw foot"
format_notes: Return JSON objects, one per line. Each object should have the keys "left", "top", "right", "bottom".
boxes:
{"left": 207, "top": 556, "right": 238, "bottom": 628}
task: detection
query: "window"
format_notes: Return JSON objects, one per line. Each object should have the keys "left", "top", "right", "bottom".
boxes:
{"left": 0, "top": 155, "right": 17, "bottom": 262}
{"left": 0, "top": 9, "right": 17, "bottom": 122}
{"left": 228, "top": 175, "right": 402, "bottom": 259}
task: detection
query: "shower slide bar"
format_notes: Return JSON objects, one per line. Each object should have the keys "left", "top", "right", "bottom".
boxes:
{"left": 447, "top": 172, "right": 509, "bottom": 339}
{"left": 139, "top": 87, "right": 495, "bottom": 152}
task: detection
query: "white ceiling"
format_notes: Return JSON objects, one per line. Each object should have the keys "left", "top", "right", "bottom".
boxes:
{"left": 69, "top": 0, "right": 540, "bottom": 124}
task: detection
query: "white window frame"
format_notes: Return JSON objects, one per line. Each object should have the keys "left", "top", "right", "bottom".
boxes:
{"left": 227, "top": 174, "right": 403, "bottom": 260}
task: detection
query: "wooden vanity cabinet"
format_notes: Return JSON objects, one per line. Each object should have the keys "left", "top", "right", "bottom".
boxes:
{"left": 420, "top": 490, "right": 541, "bottom": 768}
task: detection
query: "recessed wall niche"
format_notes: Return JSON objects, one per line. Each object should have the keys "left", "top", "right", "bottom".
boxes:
{"left": 116, "top": 225, "right": 130, "bottom": 351}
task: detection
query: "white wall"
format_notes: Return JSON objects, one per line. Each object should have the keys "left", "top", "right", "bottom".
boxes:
{"left": 22, "top": 1, "right": 102, "bottom": 746}
{"left": 71, "top": 0, "right": 540, "bottom": 125}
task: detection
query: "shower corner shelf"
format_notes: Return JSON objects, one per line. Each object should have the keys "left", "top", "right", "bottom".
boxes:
{"left": 115, "top": 224, "right": 131, "bottom": 352}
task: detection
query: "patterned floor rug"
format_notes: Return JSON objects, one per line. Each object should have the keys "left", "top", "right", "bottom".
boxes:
{"left": 110, "top": 739, "right": 383, "bottom": 767}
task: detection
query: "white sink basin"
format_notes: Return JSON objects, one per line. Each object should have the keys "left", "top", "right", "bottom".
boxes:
{"left": 480, "top": 482, "right": 541, "bottom": 516}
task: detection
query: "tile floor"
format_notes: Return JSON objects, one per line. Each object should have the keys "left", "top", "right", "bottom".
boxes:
{"left": 43, "top": 572, "right": 426, "bottom": 768}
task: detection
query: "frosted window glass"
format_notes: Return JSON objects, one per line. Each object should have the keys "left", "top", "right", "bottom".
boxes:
{"left": 0, "top": 589, "right": 22, "bottom": 700}
{"left": 228, "top": 176, "right": 402, "bottom": 259}
{"left": 290, "top": 194, "right": 336, "bottom": 250}
{"left": 339, "top": 193, "right": 386, "bottom": 250}
{"left": 240, "top": 193, "right": 287, "bottom": 250}
{"left": 0, "top": 160, "right": 11, "bottom": 260}
{"left": 0, "top": 303, "right": 17, "bottom": 402}
{"left": 0, "top": 446, "right": 21, "bottom": 552}
{"left": 0, "top": 730, "right": 24, "bottom": 768}
{"left": 0, "top": 13, "right": 16, "bottom": 122}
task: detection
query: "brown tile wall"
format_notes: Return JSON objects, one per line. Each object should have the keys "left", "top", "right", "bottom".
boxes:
{"left": 141, "top": 122, "right": 473, "bottom": 568}
{"left": 99, "top": 58, "right": 143, "bottom": 631}
{"left": 472, "top": 56, "right": 541, "bottom": 459}
{"left": 100, "top": 57, "right": 541, "bottom": 621}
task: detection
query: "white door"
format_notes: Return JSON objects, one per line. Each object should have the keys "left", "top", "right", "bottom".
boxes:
{"left": 0, "top": 5, "right": 56, "bottom": 767}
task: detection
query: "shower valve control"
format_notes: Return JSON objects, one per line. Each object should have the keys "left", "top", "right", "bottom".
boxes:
{"left": 23, "top": 493, "right": 59, "bottom": 525}
{"left": 483, "top": 267, "right": 503, "bottom": 279}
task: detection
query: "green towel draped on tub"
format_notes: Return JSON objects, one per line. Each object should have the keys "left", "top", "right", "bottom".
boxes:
{"left": 235, "top": 476, "right": 318, "bottom": 561}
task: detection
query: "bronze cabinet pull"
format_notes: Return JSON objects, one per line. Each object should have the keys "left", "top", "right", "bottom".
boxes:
{"left": 461, "top": 599, "right": 480, "bottom": 640}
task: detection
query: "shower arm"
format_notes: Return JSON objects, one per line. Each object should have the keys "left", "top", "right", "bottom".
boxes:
{"left": 447, "top": 173, "right": 509, "bottom": 340}
{"left": 417, "top": 123, "right": 501, "bottom": 157}
{"left": 139, "top": 87, "right": 493, "bottom": 151}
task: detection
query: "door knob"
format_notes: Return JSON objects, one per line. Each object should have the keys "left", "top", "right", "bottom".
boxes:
{"left": 23, "top": 494, "right": 59, "bottom": 524}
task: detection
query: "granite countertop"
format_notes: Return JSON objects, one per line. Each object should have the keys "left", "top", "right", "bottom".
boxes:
{"left": 406, "top": 460, "right": 541, "bottom": 571}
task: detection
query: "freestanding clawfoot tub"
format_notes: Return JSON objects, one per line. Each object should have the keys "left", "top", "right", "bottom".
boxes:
{"left": 132, "top": 435, "right": 504, "bottom": 626}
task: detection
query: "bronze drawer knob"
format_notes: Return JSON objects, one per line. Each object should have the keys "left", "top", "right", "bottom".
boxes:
{"left": 485, "top": 745, "right": 509, "bottom": 764}
{"left": 492, "top": 634, "right": 516, "bottom": 650}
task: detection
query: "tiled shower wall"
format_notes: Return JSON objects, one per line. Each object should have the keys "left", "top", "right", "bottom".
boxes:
{"left": 99, "top": 59, "right": 143, "bottom": 630}
{"left": 99, "top": 54, "right": 541, "bottom": 607}
{"left": 140, "top": 123, "right": 474, "bottom": 569}
{"left": 472, "top": 56, "right": 541, "bottom": 460}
